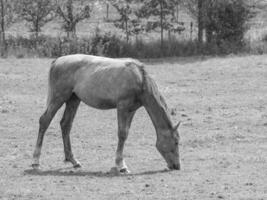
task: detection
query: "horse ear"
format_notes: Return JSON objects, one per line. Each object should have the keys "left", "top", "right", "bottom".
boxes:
{"left": 173, "top": 121, "right": 181, "bottom": 131}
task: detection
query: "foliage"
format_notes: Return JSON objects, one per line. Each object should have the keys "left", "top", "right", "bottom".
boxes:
{"left": 205, "top": 0, "right": 251, "bottom": 47}
{"left": 137, "top": 0, "right": 184, "bottom": 48}
{"left": 4, "top": 33, "right": 204, "bottom": 58}
{"left": 182, "top": 0, "right": 251, "bottom": 47}
{"left": 140, "top": 0, "right": 182, "bottom": 29}
{"left": 5, "top": 32, "right": 265, "bottom": 58}
{"left": 0, "top": 0, "right": 19, "bottom": 56}
{"left": 56, "top": 0, "right": 92, "bottom": 38}
{"left": 0, "top": 0, "right": 259, "bottom": 58}
{"left": 107, "top": 0, "right": 145, "bottom": 43}
{"left": 19, "top": 0, "right": 55, "bottom": 38}
{"left": 0, "top": 0, "right": 19, "bottom": 28}
{"left": 181, "top": 0, "right": 198, "bottom": 18}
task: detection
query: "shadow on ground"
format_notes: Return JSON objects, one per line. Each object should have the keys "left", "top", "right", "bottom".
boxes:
{"left": 24, "top": 168, "right": 170, "bottom": 178}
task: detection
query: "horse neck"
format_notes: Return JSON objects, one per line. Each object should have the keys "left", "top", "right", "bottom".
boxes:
{"left": 141, "top": 77, "right": 173, "bottom": 133}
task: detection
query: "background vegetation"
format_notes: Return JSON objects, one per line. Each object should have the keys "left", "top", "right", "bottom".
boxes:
{"left": 0, "top": 0, "right": 266, "bottom": 58}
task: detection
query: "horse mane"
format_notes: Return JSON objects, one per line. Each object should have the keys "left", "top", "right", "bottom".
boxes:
{"left": 138, "top": 63, "right": 167, "bottom": 108}
{"left": 137, "top": 63, "right": 147, "bottom": 94}
{"left": 138, "top": 63, "right": 173, "bottom": 130}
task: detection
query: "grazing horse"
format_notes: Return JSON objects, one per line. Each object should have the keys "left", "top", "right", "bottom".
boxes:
{"left": 32, "top": 54, "right": 181, "bottom": 173}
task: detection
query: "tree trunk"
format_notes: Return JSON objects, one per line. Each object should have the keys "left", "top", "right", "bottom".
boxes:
{"left": 67, "top": 23, "right": 76, "bottom": 39}
{"left": 106, "top": 3, "right": 109, "bottom": 19}
{"left": 190, "top": 22, "right": 193, "bottom": 41}
{"left": 125, "top": 17, "right": 129, "bottom": 43}
{"left": 176, "top": 3, "right": 179, "bottom": 21}
{"left": 35, "top": 24, "right": 39, "bottom": 49}
{"left": 0, "top": 0, "right": 6, "bottom": 57}
{"left": 205, "top": 1, "right": 214, "bottom": 44}
{"left": 67, "top": 0, "right": 74, "bottom": 39}
{"left": 160, "top": 1, "right": 163, "bottom": 52}
{"left": 72, "top": 25, "right": 76, "bottom": 38}
{"left": 206, "top": 28, "right": 212, "bottom": 43}
{"left": 198, "top": 0, "right": 204, "bottom": 45}
{"left": 35, "top": 10, "right": 39, "bottom": 49}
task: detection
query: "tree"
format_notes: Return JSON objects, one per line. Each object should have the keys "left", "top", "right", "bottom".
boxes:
{"left": 181, "top": 0, "right": 197, "bottom": 17}
{"left": 205, "top": 0, "right": 251, "bottom": 47}
{"left": 0, "top": 0, "right": 18, "bottom": 57}
{"left": 0, "top": 0, "right": 5, "bottom": 56}
{"left": 138, "top": 0, "right": 181, "bottom": 49}
{"left": 197, "top": 0, "right": 204, "bottom": 45}
{"left": 56, "top": 0, "right": 91, "bottom": 38}
{"left": 183, "top": 0, "right": 251, "bottom": 49}
{"left": 180, "top": 0, "right": 203, "bottom": 44}
{"left": 109, "top": 0, "right": 143, "bottom": 43}
{"left": 20, "top": 0, "right": 55, "bottom": 39}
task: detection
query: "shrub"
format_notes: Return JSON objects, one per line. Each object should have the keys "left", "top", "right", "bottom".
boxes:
{"left": 3, "top": 31, "right": 257, "bottom": 58}
{"left": 205, "top": 0, "right": 251, "bottom": 51}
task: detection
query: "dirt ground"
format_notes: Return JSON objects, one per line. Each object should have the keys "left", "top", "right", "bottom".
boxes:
{"left": 0, "top": 55, "right": 266, "bottom": 200}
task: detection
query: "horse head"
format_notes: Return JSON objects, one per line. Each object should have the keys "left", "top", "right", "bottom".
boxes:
{"left": 156, "top": 121, "right": 181, "bottom": 170}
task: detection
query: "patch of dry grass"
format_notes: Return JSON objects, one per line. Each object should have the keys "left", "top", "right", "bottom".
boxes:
{"left": 0, "top": 55, "right": 267, "bottom": 199}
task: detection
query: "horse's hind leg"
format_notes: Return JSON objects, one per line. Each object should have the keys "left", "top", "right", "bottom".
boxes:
{"left": 60, "top": 93, "right": 81, "bottom": 168}
{"left": 32, "top": 99, "right": 64, "bottom": 168}
{"left": 115, "top": 105, "right": 136, "bottom": 174}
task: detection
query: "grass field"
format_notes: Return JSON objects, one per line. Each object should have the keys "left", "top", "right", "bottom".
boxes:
{"left": 0, "top": 55, "right": 267, "bottom": 200}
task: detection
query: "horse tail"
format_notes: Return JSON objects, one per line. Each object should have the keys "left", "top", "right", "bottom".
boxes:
{"left": 46, "top": 59, "right": 56, "bottom": 107}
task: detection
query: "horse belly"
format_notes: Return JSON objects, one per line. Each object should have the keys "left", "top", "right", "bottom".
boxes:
{"left": 73, "top": 84, "right": 115, "bottom": 109}
{"left": 74, "top": 80, "right": 137, "bottom": 110}
{"left": 73, "top": 65, "right": 142, "bottom": 109}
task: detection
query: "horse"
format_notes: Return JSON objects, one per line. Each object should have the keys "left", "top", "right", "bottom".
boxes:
{"left": 32, "top": 54, "right": 181, "bottom": 173}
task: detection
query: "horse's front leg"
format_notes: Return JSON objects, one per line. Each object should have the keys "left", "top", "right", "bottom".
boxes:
{"left": 115, "top": 107, "right": 136, "bottom": 174}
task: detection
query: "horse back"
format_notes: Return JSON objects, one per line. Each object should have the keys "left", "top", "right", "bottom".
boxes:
{"left": 48, "top": 54, "right": 144, "bottom": 109}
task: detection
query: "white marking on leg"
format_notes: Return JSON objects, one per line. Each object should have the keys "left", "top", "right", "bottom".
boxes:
{"left": 33, "top": 147, "right": 41, "bottom": 165}
{"left": 115, "top": 152, "right": 128, "bottom": 170}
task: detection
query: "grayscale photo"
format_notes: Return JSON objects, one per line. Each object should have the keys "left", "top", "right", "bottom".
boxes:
{"left": 0, "top": 0, "right": 266, "bottom": 199}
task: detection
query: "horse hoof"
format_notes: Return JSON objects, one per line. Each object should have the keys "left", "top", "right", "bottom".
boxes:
{"left": 109, "top": 167, "right": 130, "bottom": 175}
{"left": 32, "top": 163, "right": 40, "bottom": 170}
{"left": 119, "top": 168, "right": 130, "bottom": 174}
{"left": 73, "top": 163, "right": 82, "bottom": 168}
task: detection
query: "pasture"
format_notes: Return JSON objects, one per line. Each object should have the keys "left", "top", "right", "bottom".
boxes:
{"left": 0, "top": 55, "right": 266, "bottom": 200}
